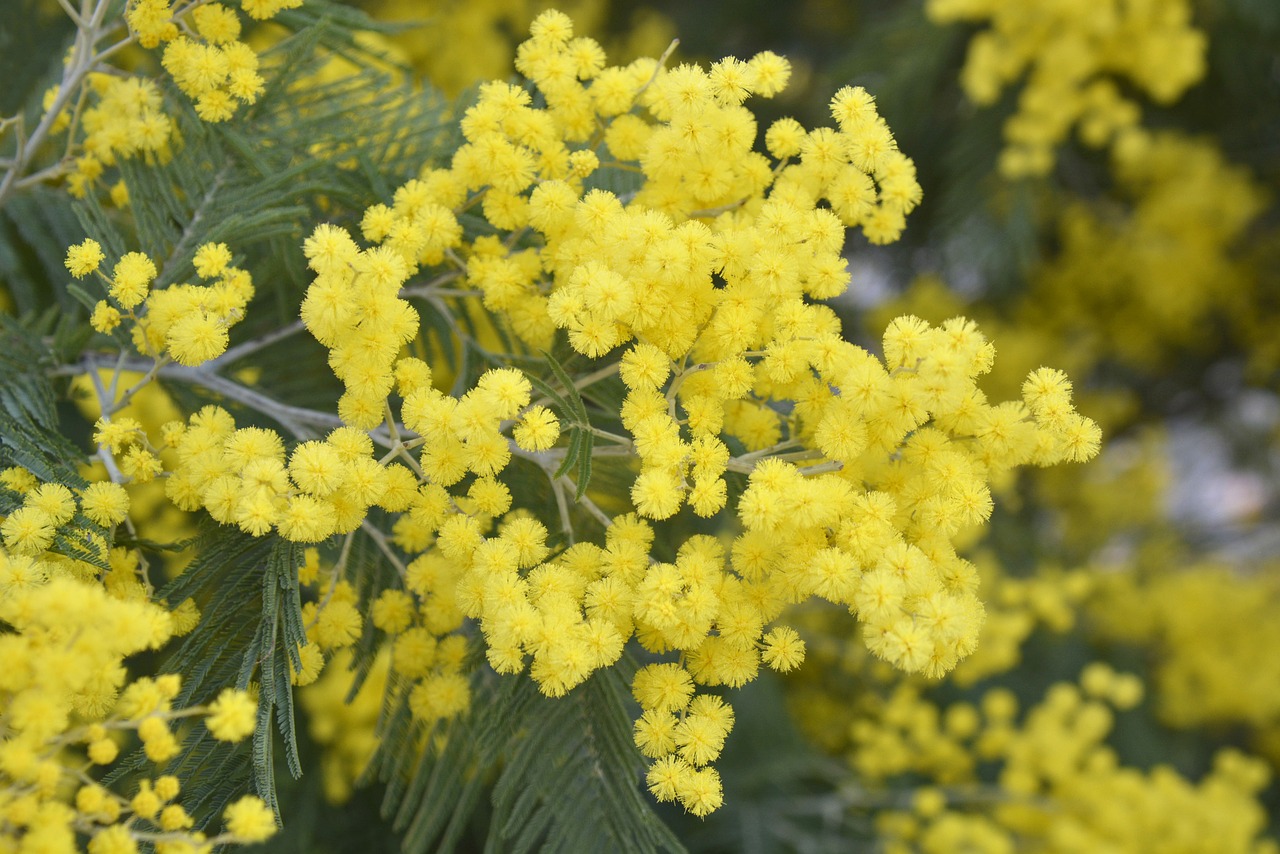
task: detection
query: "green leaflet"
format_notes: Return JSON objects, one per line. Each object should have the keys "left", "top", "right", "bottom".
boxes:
{"left": 372, "top": 662, "right": 686, "bottom": 854}
{"left": 134, "top": 527, "right": 307, "bottom": 827}
{"left": 525, "top": 350, "right": 598, "bottom": 499}
{"left": 0, "top": 314, "right": 89, "bottom": 487}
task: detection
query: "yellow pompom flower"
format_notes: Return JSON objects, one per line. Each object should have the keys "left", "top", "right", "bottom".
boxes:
{"left": 762, "top": 626, "right": 806, "bottom": 672}
{"left": 1, "top": 507, "right": 56, "bottom": 555}
{"left": 371, "top": 589, "right": 415, "bottom": 634}
{"left": 633, "top": 663, "right": 695, "bottom": 713}
{"left": 289, "top": 441, "right": 346, "bottom": 497}
{"left": 166, "top": 312, "right": 229, "bottom": 366}
{"left": 193, "top": 242, "right": 233, "bottom": 278}
{"left": 223, "top": 794, "right": 277, "bottom": 842}
{"left": 206, "top": 688, "right": 257, "bottom": 742}
{"left": 305, "top": 599, "right": 362, "bottom": 650}
{"left": 91, "top": 301, "right": 122, "bottom": 333}
{"left": 65, "top": 239, "right": 104, "bottom": 277}
{"left": 408, "top": 672, "right": 472, "bottom": 722}
{"left": 111, "top": 252, "right": 157, "bottom": 308}
{"left": 88, "top": 825, "right": 138, "bottom": 854}
{"left": 87, "top": 738, "right": 119, "bottom": 765}
{"left": 513, "top": 406, "right": 560, "bottom": 451}
{"left": 80, "top": 482, "right": 131, "bottom": 527}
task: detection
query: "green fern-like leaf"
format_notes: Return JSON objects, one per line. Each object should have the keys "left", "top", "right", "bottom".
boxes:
{"left": 373, "top": 661, "right": 685, "bottom": 854}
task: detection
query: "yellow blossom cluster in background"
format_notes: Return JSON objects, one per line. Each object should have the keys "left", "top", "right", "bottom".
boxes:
{"left": 366, "top": 0, "right": 675, "bottom": 98}
{"left": 926, "top": 0, "right": 1206, "bottom": 176}
{"left": 72, "top": 239, "right": 254, "bottom": 367}
{"left": 1091, "top": 564, "right": 1280, "bottom": 760}
{"left": 63, "top": 74, "right": 172, "bottom": 200}
{"left": 865, "top": 677, "right": 1272, "bottom": 854}
{"left": 1026, "top": 131, "right": 1271, "bottom": 374}
{"left": 298, "top": 649, "right": 389, "bottom": 804}
{"left": 22, "top": 0, "right": 310, "bottom": 204}
{"left": 787, "top": 614, "right": 1276, "bottom": 854}
{"left": 130, "top": 0, "right": 295, "bottom": 121}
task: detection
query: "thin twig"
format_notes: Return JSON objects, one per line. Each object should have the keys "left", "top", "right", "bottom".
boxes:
{"left": 635, "top": 39, "right": 680, "bottom": 101}
{"left": 561, "top": 477, "right": 612, "bottom": 528}
{"left": 399, "top": 270, "right": 463, "bottom": 299}
{"left": 360, "top": 520, "right": 408, "bottom": 579}
{"left": 213, "top": 319, "right": 306, "bottom": 367}
{"left": 0, "top": 0, "right": 127, "bottom": 208}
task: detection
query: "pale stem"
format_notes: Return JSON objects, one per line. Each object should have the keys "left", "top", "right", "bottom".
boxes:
{"left": 724, "top": 448, "right": 825, "bottom": 475}
{"left": 665, "top": 360, "right": 712, "bottom": 419}
{"left": 59, "top": 354, "right": 360, "bottom": 445}
{"left": 0, "top": 0, "right": 128, "bottom": 208}
{"left": 360, "top": 520, "right": 408, "bottom": 579}
{"left": 635, "top": 38, "right": 680, "bottom": 101}
{"left": 587, "top": 426, "right": 633, "bottom": 448}
{"left": 106, "top": 354, "right": 169, "bottom": 417}
{"left": 797, "top": 460, "right": 842, "bottom": 476}
{"left": 306, "top": 530, "right": 356, "bottom": 629}
{"left": 399, "top": 270, "right": 462, "bottom": 299}
{"left": 726, "top": 438, "right": 803, "bottom": 468}
{"left": 85, "top": 364, "right": 155, "bottom": 595}
{"left": 212, "top": 319, "right": 306, "bottom": 367}
{"left": 561, "top": 476, "right": 612, "bottom": 529}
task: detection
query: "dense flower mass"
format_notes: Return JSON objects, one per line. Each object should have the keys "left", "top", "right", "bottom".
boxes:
{"left": 2, "top": 0, "right": 1277, "bottom": 850}
{"left": 44, "top": 7, "right": 1099, "bottom": 821}
{"left": 230, "top": 10, "right": 1092, "bottom": 813}
{"left": 927, "top": 0, "right": 1206, "bottom": 176}
{"left": 0, "top": 533, "right": 264, "bottom": 851}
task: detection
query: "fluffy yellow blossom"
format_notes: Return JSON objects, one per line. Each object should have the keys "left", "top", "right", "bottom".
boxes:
{"left": 80, "top": 482, "right": 131, "bottom": 527}
{"left": 513, "top": 406, "right": 561, "bottom": 451}
{"left": 66, "top": 239, "right": 104, "bottom": 277}
{"left": 223, "top": 794, "right": 277, "bottom": 842}
{"left": 927, "top": 0, "right": 1206, "bottom": 175}
{"left": 111, "top": 252, "right": 157, "bottom": 308}
{"left": 761, "top": 626, "right": 805, "bottom": 672}
{"left": 206, "top": 688, "right": 257, "bottom": 741}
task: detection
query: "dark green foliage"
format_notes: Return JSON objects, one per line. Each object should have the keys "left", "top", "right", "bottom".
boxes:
{"left": 0, "top": 314, "right": 90, "bottom": 486}
{"left": 121, "top": 528, "right": 309, "bottom": 826}
{"left": 367, "top": 661, "right": 686, "bottom": 854}
{"left": 523, "top": 350, "right": 598, "bottom": 499}
{"left": 0, "top": 187, "right": 91, "bottom": 316}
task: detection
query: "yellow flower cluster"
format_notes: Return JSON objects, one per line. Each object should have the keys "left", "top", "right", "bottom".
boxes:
{"left": 300, "top": 221, "right": 443, "bottom": 429}
{"left": 0, "top": 474, "right": 122, "bottom": 559}
{"left": 71, "top": 238, "right": 254, "bottom": 368}
{"left": 0, "top": 544, "right": 266, "bottom": 853}
{"left": 128, "top": 0, "right": 297, "bottom": 122}
{"left": 927, "top": 0, "right": 1206, "bottom": 176}
{"left": 1091, "top": 564, "right": 1280, "bottom": 744}
{"left": 947, "top": 560, "right": 1093, "bottom": 688}
{"left": 160, "top": 406, "right": 415, "bottom": 541}
{"left": 52, "top": 9, "right": 1102, "bottom": 821}
{"left": 111, "top": 11, "right": 1099, "bottom": 816}
{"left": 66, "top": 74, "right": 173, "bottom": 199}
{"left": 1031, "top": 131, "right": 1269, "bottom": 371}
{"left": 367, "top": 0, "right": 675, "bottom": 99}
{"left": 632, "top": 662, "right": 734, "bottom": 816}
{"left": 298, "top": 649, "right": 390, "bottom": 803}
{"left": 295, "top": 546, "right": 473, "bottom": 740}
{"left": 845, "top": 672, "right": 1273, "bottom": 854}
{"left": 2, "top": 460, "right": 193, "bottom": 617}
